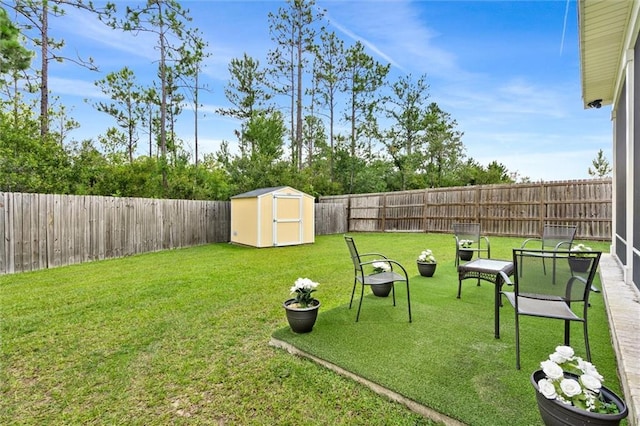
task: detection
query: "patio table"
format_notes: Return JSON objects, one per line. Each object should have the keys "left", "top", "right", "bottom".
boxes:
{"left": 457, "top": 258, "right": 514, "bottom": 339}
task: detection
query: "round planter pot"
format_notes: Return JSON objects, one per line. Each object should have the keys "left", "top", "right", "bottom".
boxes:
{"left": 371, "top": 282, "right": 393, "bottom": 297}
{"left": 531, "top": 370, "right": 628, "bottom": 426}
{"left": 568, "top": 257, "right": 591, "bottom": 273}
{"left": 417, "top": 262, "right": 437, "bottom": 277}
{"left": 459, "top": 249, "right": 473, "bottom": 261}
{"left": 283, "top": 299, "right": 320, "bottom": 333}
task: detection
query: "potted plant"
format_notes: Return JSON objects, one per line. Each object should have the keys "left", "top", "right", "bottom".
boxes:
{"left": 416, "top": 249, "right": 437, "bottom": 277}
{"left": 458, "top": 239, "right": 474, "bottom": 261}
{"left": 283, "top": 278, "right": 320, "bottom": 333}
{"left": 370, "top": 260, "right": 393, "bottom": 297}
{"left": 569, "top": 243, "right": 593, "bottom": 273}
{"left": 531, "top": 346, "right": 628, "bottom": 426}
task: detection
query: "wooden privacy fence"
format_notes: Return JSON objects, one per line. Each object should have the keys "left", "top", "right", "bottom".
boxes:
{"left": 0, "top": 193, "right": 347, "bottom": 275}
{"left": 1, "top": 179, "right": 610, "bottom": 274}
{"left": 0, "top": 193, "right": 231, "bottom": 275}
{"left": 318, "top": 179, "right": 612, "bottom": 241}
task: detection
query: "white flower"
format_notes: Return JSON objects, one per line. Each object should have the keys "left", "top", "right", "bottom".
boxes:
{"left": 560, "top": 378, "right": 583, "bottom": 397}
{"left": 571, "top": 243, "right": 592, "bottom": 253}
{"left": 417, "top": 249, "right": 436, "bottom": 263}
{"left": 290, "top": 277, "right": 318, "bottom": 293}
{"left": 372, "top": 261, "right": 390, "bottom": 273}
{"left": 538, "top": 379, "right": 557, "bottom": 399}
{"left": 580, "top": 374, "right": 602, "bottom": 393}
{"left": 289, "top": 277, "right": 319, "bottom": 308}
{"left": 549, "top": 352, "right": 565, "bottom": 364}
{"left": 571, "top": 243, "right": 593, "bottom": 257}
{"left": 585, "top": 393, "right": 598, "bottom": 411}
{"left": 459, "top": 239, "right": 474, "bottom": 248}
{"left": 541, "top": 360, "right": 564, "bottom": 380}
{"left": 578, "top": 359, "right": 603, "bottom": 381}
{"left": 553, "top": 345, "right": 574, "bottom": 362}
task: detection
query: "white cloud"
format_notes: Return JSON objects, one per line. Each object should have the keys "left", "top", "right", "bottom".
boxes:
{"left": 49, "top": 77, "right": 105, "bottom": 99}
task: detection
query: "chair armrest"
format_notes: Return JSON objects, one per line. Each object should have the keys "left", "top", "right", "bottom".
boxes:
{"left": 384, "top": 259, "right": 409, "bottom": 280}
{"left": 498, "top": 271, "right": 513, "bottom": 288}
{"left": 359, "top": 257, "right": 395, "bottom": 273}
{"left": 359, "top": 252, "right": 388, "bottom": 259}
{"left": 554, "top": 241, "right": 572, "bottom": 250}
{"left": 481, "top": 235, "right": 491, "bottom": 251}
{"left": 521, "top": 238, "right": 541, "bottom": 249}
{"left": 566, "top": 275, "right": 589, "bottom": 299}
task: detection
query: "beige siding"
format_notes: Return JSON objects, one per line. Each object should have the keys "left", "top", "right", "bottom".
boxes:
{"left": 230, "top": 198, "right": 258, "bottom": 247}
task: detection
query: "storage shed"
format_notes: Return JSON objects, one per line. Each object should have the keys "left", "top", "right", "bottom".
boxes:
{"left": 230, "top": 186, "right": 315, "bottom": 248}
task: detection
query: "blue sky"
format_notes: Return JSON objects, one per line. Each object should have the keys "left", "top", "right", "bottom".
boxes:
{"left": 45, "top": 0, "right": 612, "bottom": 182}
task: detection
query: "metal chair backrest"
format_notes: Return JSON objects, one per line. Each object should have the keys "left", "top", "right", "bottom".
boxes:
{"left": 540, "top": 224, "right": 577, "bottom": 250}
{"left": 344, "top": 235, "right": 362, "bottom": 273}
{"left": 452, "top": 223, "right": 481, "bottom": 243}
{"left": 511, "top": 248, "right": 600, "bottom": 303}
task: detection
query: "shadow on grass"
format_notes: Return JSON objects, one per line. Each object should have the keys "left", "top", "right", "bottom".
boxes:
{"left": 271, "top": 269, "right": 620, "bottom": 426}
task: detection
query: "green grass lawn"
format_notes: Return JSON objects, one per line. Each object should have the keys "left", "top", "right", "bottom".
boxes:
{"left": 0, "top": 233, "right": 618, "bottom": 425}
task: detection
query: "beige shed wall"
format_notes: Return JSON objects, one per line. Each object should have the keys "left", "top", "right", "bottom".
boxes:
{"left": 230, "top": 197, "right": 258, "bottom": 246}
{"left": 258, "top": 193, "right": 274, "bottom": 247}
{"left": 302, "top": 194, "right": 315, "bottom": 244}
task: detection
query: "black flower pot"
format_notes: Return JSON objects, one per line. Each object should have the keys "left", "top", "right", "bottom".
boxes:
{"left": 417, "top": 262, "right": 437, "bottom": 277}
{"left": 531, "top": 370, "right": 628, "bottom": 426}
{"left": 459, "top": 249, "right": 473, "bottom": 261}
{"left": 371, "top": 282, "right": 393, "bottom": 297}
{"left": 283, "top": 299, "right": 320, "bottom": 333}
{"left": 568, "top": 257, "right": 591, "bottom": 273}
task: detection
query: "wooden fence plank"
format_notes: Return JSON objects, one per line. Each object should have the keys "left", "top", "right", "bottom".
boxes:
{"left": 0, "top": 193, "right": 6, "bottom": 274}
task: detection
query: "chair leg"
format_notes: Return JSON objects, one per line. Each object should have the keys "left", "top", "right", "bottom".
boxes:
{"left": 583, "top": 321, "right": 591, "bottom": 361}
{"left": 406, "top": 281, "right": 412, "bottom": 323}
{"left": 515, "top": 313, "right": 521, "bottom": 370}
{"left": 564, "top": 319, "right": 571, "bottom": 348}
{"left": 457, "top": 278, "right": 462, "bottom": 298}
{"left": 349, "top": 279, "right": 357, "bottom": 308}
{"left": 355, "top": 284, "right": 365, "bottom": 322}
{"left": 391, "top": 284, "right": 396, "bottom": 306}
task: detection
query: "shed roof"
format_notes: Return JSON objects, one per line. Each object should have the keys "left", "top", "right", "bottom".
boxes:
{"left": 231, "top": 186, "right": 303, "bottom": 199}
{"left": 578, "top": 0, "right": 635, "bottom": 108}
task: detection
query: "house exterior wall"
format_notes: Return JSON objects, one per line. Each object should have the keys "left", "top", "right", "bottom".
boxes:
{"left": 614, "top": 81, "right": 627, "bottom": 266}
{"left": 601, "top": 2, "right": 639, "bottom": 295}
{"left": 613, "top": 45, "right": 640, "bottom": 293}
{"left": 635, "top": 38, "right": 640, "bottom": 289}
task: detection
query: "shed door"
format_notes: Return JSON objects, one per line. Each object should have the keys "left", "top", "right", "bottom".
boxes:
{"left": 272, "top": 194, "right": 302, "bottom": 246}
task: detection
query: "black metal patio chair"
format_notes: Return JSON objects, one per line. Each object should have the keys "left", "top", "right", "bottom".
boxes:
{"left": 453, "top": 223, "right": 491, "bottom": 266}
{"left": 499, "top": 248, "right": 602, "bottom": 369}
{"left": 344, "top": 235, "right": 412, "bottom": 322}
{"left": 519, "top": 224, "right": 577, "bottom": 282}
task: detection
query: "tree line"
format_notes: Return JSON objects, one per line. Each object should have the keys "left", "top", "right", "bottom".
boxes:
{"left": 1, "top": 0, "right": 523, "bottom": 201}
